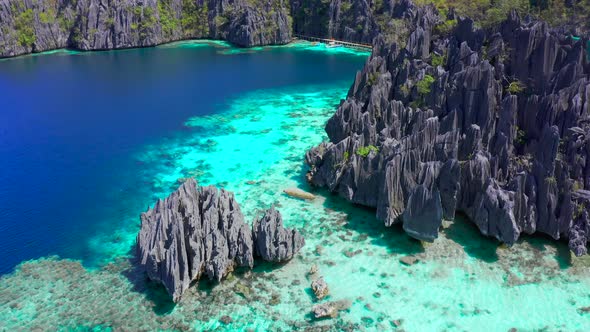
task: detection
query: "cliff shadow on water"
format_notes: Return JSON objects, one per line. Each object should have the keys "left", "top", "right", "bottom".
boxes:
{"left": 445, "top": 213, "right": 573, "bottom": 268}
{"left": 285, "top": 156, "right": 425, "bottom": 256}
{"left": 316, "top": 187, "right": 426, "bottom": 256}
{"left": 121, "top": 257, "right": 177, "bottom": 315}
{"left": 444, "top": 213, "right": 500, "bottom": 263}
{"left": 120, "top": 245, "right": 297, "bottom": 316}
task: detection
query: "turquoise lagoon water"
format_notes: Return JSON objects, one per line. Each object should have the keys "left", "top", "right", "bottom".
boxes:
{"left": 0, "top": 41, "right": 589, "bottom": 331}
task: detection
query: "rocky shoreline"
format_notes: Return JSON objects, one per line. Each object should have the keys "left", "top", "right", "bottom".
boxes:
{"left": 136, "top": 179, "right": 304, "bottom": 302}
{"left": 0, "top": 0, "right": 293, "bottom": 58}
{"left": 306, "top": 0, "right": 590, "bottom": 255}
{"left": 0, "top": 0, "right": 388, "bottom": 58}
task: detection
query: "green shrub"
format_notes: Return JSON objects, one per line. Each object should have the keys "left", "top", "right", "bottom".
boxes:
{"left": 413, "top": 0, "right": 585, "bottom": 32}
{"left": 367, "top": 72, "right": 379, "bottom": 86}
{"left": 15, "top": 9, "right": 36, "bottom": 47}
{"left": 574, "top": 202, "right": 586, "bottom": 219}
{"left": 340, "top": 1, "right": 352, "bottom": 12}
{"left": 58, "top": 15, "right": 75, "bottom": 32}
{"left": 416, "top": 75, "right": 435, "bottom": 96}
{"left": 131, "top": 6, "right": 157, "bottom": 39}
{"left": 431, "top": 53, "right": 446, "bottom": 67}
{"left": 480, "top": 0, "right": 529, "bottom": 28}
{"left": 158, "top": 0, "right": 179, "bottom": 37}
{"left": 399, "top": 85, "right": 410, "bottom": 96}
{"left": 545, "top": 177, "right": 557, "bottom": 186}
{"left": 104, "top": 16, "right": 115, "bottom": 28}
{"left": 434, "top": 18, "right": 457, "bottom": 36}
{"left": 215, "top": 15, "right": 228, "bottom": 29}
{"left": 356, "top": 145, "right": 379, "bottom": 158}
{"left": 39, "top": 9, "right": 56, "bottom": 24}
{"left": 409, "top": 100, "right": 421, "bottom": 109}
{"left": 516, "top": 127, "right": 526, "bottom": 145}
{"left": 507, "top": 80, "right": 525, "bottom": 94}
{"left": 375, "top": 17, "right": 409, "bottom": 47}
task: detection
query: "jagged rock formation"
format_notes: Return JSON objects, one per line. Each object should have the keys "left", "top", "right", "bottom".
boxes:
{"left": 290, "top": 0, "right": 404, "bottom": 44}
{"left": 0, "top": 0, "right": 292, "bottom": 58}
{"left": 137, "top": 179, "right": 304, "bottom": 302}
{"left": 306, "top": 0, "right": 590, "bottom": 255}
{"left": 311, "top": 276, "right": 329, "bottom": 300}
{"left": 136, "top": 179, "right": 254, "bottom": 302}
{"left": 311, "top": 299, "right": 351, "bottom": 319}
{"left": 291, "top": 0, "right": 376, "bottom": 43}
{"left": 253, "top": 206, "right": 305, "bottom": 262}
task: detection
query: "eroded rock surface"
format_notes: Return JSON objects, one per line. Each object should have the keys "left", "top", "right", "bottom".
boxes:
{"left": 0, "top": 0, "right": 292, "bottom": 58}
{"left": 137, "top": 179, "right": 304, "bottom": 302}
{"left": 306, "top": 0, "right": 590, "bottom": 255}
{"left": 311, "top": 299, "right": 351, "bottom": 319}
{"left": 253, "top": 206, "right": 305, "bottom": 262}
{"left": 311, "top": 276, "right": 329, "bottom": 300}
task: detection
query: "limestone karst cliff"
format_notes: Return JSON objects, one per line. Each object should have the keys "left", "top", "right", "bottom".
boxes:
{"left": 0, "top": 0, "right": 292, "bottom": 57}
{"left": 3, "top": 0, "right": 587, "bottom": 58}
{"left": 306, "top": 0, "right": 590, "bottom": 255}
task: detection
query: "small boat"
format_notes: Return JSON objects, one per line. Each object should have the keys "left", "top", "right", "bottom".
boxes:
{"left": 327, "top": 41, "right": 342, "bottom": 48}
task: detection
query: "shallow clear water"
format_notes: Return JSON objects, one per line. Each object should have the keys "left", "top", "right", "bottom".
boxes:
{"left": 1, "top": 41, "right": 590, "bottom": 331}
{"left": 0, "top": 40, "right": 368, "bottom": 273}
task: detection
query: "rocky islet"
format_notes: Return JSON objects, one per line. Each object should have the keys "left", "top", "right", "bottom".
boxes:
{"left": 136, "top": 178, "right": 305, "bottom": 301}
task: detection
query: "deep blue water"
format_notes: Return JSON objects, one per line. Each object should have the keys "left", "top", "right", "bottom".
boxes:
{"left": 0, "top": 42, "right": 367, "bottom": 274}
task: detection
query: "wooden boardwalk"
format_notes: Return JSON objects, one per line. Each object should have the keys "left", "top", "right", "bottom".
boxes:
{"left": 292, "top": 34, "right": 372, "bottom": 50}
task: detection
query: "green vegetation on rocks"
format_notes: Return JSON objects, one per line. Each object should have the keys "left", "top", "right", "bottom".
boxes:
{"left": 356, "top": 145, "right": 379, "bottom": 157}
{"left": 431, "top": 53, "right": 446, "bottom": 67}
{"left": 367, "top": 72, "right": 379, "bottom": 86}
{"left": 15, "top": 9, "right": 36, "bottom": 48}
{"left": 507, "top": 80, "right": 526, "bottom": 94}
{"left": 416, "top": 0, "right": 590, "bottom": 31}
{"left": 181, "top": 0, "right": 209, "bottom": 36}
{"left": 434, "top": 17, "right": 457, "bottom": 35}
{"left": 39, "top": 9, "right": 56, "bottom": 24}
{"left": 417, "top": 75, "right": 435, "bottom": 96}
{"left": 376, "top": 17, "right": 409, "bottom": 46}
{"left": 158, "top": 0, "right": 179, "bottom": 37}
{"left": 131, "top": 6, "right": 157, "bottom": 40}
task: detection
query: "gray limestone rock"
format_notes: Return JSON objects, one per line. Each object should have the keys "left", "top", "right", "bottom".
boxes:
{"left": 311, "top": 299, "right": 351, "bottom": 319}
{"left": 305, "top": 2, "right": 590, "bottom": 255}
{"left": 311, "top": 302, "right": 337, "bottom": 319}
{"left": 136, "top": 179, "right": 254, "bottom": 302}
{"left": 0, "top": 0, "right": 292, "bottom": 58}
{"left": 311, "top": 276, "right": 329, "bottom": 300}
{"left": 399, "top": 255, "right": 419, "bottom": 266}
{"left": 137, "top": 179, "right": 304, "bottom": 302}
{"left": 253, "top": 206, "right": 305, "bottom": 262}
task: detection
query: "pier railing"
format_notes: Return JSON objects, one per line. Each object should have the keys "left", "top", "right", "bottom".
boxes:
{"left": 292, "top": 34, "right": 373, "bottom": 50}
